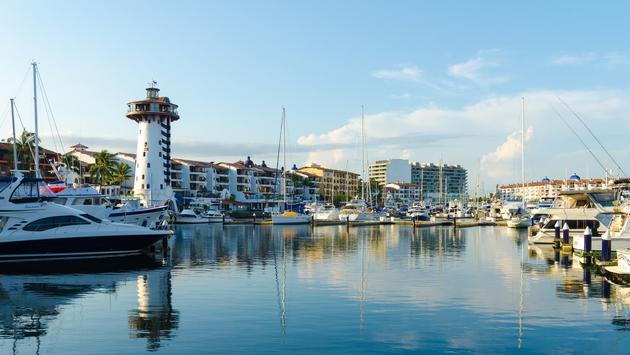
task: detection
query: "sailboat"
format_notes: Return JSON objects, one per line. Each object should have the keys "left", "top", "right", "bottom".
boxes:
{"left": 271, "top": 108, "right": 311, "bottom": 225}
{"left": 338, "top": 106, "right": 375, "bottom": 222}
{"left": 507, "top": 97, "right": 531, "bottom": 229}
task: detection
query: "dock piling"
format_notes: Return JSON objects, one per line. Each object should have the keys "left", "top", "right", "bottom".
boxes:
{"left": 562, "top": 223, "right": 570, "bottom": 245}
{"left": 554, "top": 221, "right": 561, "bottom": 248}
{"left": 601, "top": 230, "right": 611, "bottom": 262}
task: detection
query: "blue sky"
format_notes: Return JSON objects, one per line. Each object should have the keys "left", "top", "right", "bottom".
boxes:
{"left": 2, "top": 1, "right": 630, "bottom": 190}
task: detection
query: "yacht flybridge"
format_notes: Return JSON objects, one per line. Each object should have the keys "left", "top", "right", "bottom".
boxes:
{"left": 0, "top": 176, "right": 171, "bottom": 262}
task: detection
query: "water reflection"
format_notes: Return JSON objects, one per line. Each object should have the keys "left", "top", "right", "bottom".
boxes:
{"left": 2, "top": 225, "right": 630, "bottom": 353}
{"left": 0, "top": 257, "right": 177, "bottom": 353}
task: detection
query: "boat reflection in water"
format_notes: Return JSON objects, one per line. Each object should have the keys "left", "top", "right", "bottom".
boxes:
{"left": 0, "top": 257, "right": 177, "bottom": 353}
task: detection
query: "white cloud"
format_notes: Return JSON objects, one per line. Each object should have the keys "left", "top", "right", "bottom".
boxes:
{"left": 480, "top": 127, "right": 533, "bottom": 179}
{"left": 371, "top": 65, "right": 422, "bottom": 81}
{"left": 448, "top": 50, "right": 510, "bottom": 85}
{"left": 552, "top": 52, "right": 630, "bottom": 66}
{"left": 297, "top": 89, "right": 630, "bottom": 186}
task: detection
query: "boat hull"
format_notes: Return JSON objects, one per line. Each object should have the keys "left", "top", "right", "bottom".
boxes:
{"left": 109, "top": 206, "right": 167, "bottom": 228}
{"left": 271, "top": 215, "right": 311, "bottom": 225}
{"left": 0, "top": 234, "right": 167, "bottom": 263}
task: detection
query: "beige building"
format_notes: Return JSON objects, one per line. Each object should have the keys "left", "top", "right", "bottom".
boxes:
{"left": 499, "top": 176, "right": 611, "bottom": 201}
{"left": 298, "top": 163, "right": 359, "bottom": 201}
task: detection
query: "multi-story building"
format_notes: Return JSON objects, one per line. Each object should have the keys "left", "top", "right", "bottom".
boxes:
{"left": 411, "top": 162, "right": 468, "bottom": 201}
{"left": 383, "top": 182, "right": 420, "bottom": 206}
{"left": 298, "top": 163, "right": 359, "bottom": 201}
{"left": 499, "top": 174, "right": 611, "bottom": 201}
{"left": 368, "top": 159, "right": 412, "bottom": 186}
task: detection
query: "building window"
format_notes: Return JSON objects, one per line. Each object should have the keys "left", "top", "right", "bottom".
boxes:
{"left": 142, "top": 175, "right": 145, "bottom": 179}
{"left": 160, "top": 184, "right": 163, "bottom": 189}
{"left": 141, "top": 184, "right": 144, "bottom": 189}
{"left": 159, "top": 152, "right": 162, "bottom": 157}
{"left": 143, "top": 152, "right": 146, "bottom": 157}
{"left": 147, "top": 163, "right": 151, "bottom": 168}
{"left": 147, "top": 184, "right": 150, "bottom": 189}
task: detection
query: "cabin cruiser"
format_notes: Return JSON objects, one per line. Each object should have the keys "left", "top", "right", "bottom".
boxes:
{"left": 338, "top": 199, "right": 375, "bottom": 222}
{"left": 507, "top": 206, "right": 531, "bottom": 228}
{"left": 175, "top": 209, "right": 210, "bottom": 224}
{"left": 408, "top": 202, "right": 430, "bottom": 221}
{"left": 188, "top": 200, "right": 226, "bottom": 223}
{"left": 0, "top": 176, "right": 171, "bottom": 262}
{"left": 528, "top": 190, "right": 622, "bottom": 244}
{"left": 52, "top": 184, "right": 167, "bottom": 228}
{"left": 313, "top": 203, "right": 340, "bottom": 221}
{"left": 572, "top": 207, "right": 630, "bottom": 252}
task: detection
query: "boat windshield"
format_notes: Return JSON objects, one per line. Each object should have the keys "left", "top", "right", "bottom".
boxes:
{"left": 0, "top": 176, "right": 17, "bottom": 193}
{"left": 10, "top": 178, "right": 56, "bottom": 203}
{"left": 589, "top": 192, "right": 617, "bottom": 207}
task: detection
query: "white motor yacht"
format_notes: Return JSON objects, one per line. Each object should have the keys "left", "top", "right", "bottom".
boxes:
{"left": 175, "top": 209, "right": 210, "bottom": 224}
{"left": 338, "top": 199, "right": 375, "bottom": 222}
{"left": 528, "top": 190, "right": 622, "bottom": 244}
{"left": 52, "top": 185, "right": 167, "bottom": 228}
{"left": 313, "top": 203, "right": 339, "bottom": 221}
{"left": 0, "top": 176, "right": 171, "bottom": 262}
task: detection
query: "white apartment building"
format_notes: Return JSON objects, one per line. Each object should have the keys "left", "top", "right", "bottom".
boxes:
{"left": 368, "top": 159, "right": 412, "bottom": 186}
{"left": 383, "top": 183, "right": 420, "bottom": 206}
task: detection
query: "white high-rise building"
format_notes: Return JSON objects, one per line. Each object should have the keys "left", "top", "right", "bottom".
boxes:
{"left": 126, "top": 85, "right": 179, "bottom": 207}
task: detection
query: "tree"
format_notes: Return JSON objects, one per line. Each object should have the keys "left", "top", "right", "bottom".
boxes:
{"left": 7, "top": 130, "right": 38, "bottom": 172}
{"left": 111, "top": 162, "right": 132, "bottom": 185}
{"left": 89, "top": 150, "right": 116, "bottom": 186}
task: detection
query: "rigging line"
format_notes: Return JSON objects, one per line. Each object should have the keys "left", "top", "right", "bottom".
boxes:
{"left": 557, "top": 96, "right": 627, "bottom": 177}
{"left": 550, "top": 104, "right": 609, "bottom": 175}
{"left": 0, "top": 101, "right": 10, "bottom": 132}
{"left": 36, "top": 70, "right": 65, "bottom": 156}
{"left": 12, "top": 65, "right": 32, "bottom": 99}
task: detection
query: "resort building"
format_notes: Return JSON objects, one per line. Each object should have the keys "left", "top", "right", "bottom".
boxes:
{"left": 383, "top": 182, "right": 420, "bottom": 206}
{"left": 499, "top": 174, "right": 611, "bottom": 201}
{"left": 411, "top": 162, "right": 468, "bottom": 201}
{"left": 368, "top": 159, "right": 412, "bottom": 186}
{"left": 298, "top": 163, "right": 360, "bottom": 201}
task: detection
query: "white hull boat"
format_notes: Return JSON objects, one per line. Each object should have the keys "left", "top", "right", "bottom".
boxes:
{"left": 272, "top": 212, "right": 311, "bottom": 225}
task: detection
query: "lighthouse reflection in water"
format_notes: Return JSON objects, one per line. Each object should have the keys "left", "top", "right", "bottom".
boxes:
{"left": 1, "top": 224, "right": 630, "bottom": 353}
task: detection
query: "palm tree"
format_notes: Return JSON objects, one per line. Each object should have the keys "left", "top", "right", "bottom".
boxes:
{"left": 111, "top": 162, "right": 132, "bottom": 186}
{"left": 7, "top": 130, "right": 38, "bottom": 172}
{"left": 89, "top": 150, "right": 116, "bottom": 186}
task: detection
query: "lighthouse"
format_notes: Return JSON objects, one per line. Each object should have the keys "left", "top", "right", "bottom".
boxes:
{"left": 126, "top": 84, "right": 179, "bottom": 207}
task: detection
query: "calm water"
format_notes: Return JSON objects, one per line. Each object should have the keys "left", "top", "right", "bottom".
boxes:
{"left": 1, "top": 225, "right": 630, "bottom": 354}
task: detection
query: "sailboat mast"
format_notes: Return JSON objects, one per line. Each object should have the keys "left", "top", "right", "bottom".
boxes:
{"left": 282, "top": 107, "right": 287, "bottom": 206}
{"left": 10, "top": 99, "right": 18, "bottom": 173}
{"left": 32, "top": 62, "right": 40, "bottom": 178}
{"left": 521, "top": 97, "right": 525, "bottom": 208}
{"left": 361, "top": 105, "right": 365, "bottom": 202}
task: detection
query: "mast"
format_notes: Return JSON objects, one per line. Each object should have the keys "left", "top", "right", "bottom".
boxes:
{"left": 10, "top": 99, "right": 18, "bottom": 173}
{"left": 521, "top": 97, "right": 525, "bottom": 208}
{"left": 345, "top": 160, "right": 349, "bottom": 202}
{"left": 32, "top": 62, "right": 40, "bottom": 178}
{"left": 361, "top": 105, "right": 365, "bottom": 202}
{"left": 282, "top": 107, "right": 287, "bottom": 207}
